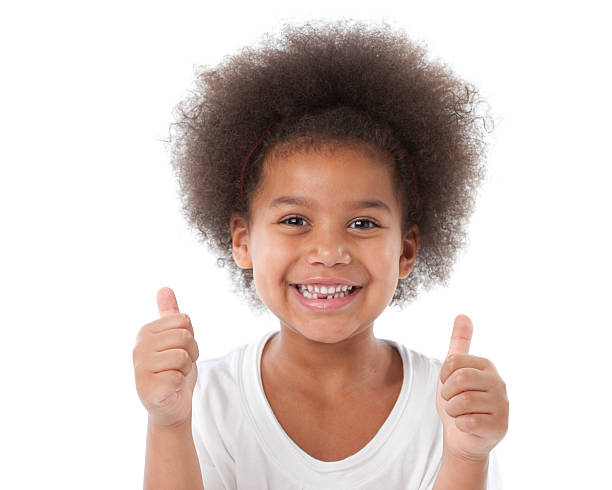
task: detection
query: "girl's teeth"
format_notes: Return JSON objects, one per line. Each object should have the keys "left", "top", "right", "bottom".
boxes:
{"left": 297, "top": 284, "right": 354, "bottom": 299}
{"left": 298, "top": 284, "right": 354, "bottom": 291}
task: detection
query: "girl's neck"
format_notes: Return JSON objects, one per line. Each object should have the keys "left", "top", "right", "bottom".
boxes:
{"left": 262, "top": 324, "right": 396, "bottom": 400}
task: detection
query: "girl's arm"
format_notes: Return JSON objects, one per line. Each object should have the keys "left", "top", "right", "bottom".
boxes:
{"left": 144, "top": 417, "right": 205, "bottom": 490}
{"left": 434, "top": 316, "right": 508, "bottom": 489}
{"left": 432, "top": 451, "right": 488, "bottom": 490}
{"left": 134, "top": 288, "right": 204, "bottom": 489}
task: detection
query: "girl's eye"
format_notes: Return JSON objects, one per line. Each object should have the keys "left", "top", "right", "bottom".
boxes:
{"left": 280, "top": 216, "right": 379, "bottom": 229}
{"left": 280, "top": 216, "right": 309, "bottom": 226}
{"left": 349, "top": 219, "right": 379, "bottom": 229}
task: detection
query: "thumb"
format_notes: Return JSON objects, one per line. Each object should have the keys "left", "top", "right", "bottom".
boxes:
{"left": 447, "top": 314, "right": 473, "bottom": 358}
{"left": 157, "top": 287, "right": 180, "bottom": 317}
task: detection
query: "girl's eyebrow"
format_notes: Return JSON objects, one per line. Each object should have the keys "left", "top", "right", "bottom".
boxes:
{"left": 268, "top": 196, "right": 391, "bottom": 214}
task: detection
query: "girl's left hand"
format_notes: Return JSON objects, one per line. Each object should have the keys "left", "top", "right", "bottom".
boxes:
{"left": 435, "top": 315, "right": 509, "bottom": 462}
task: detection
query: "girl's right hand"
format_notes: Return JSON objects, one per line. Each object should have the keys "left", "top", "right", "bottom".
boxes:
{"left": 133, "top": 287, "right": 199, "bottom": 428}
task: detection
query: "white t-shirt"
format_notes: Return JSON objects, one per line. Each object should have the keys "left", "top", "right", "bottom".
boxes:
{"left": 191, "top": 330, "right": 504, "bottom": 490}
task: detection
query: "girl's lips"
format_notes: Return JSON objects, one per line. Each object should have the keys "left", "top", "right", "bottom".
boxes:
{"left": 290, "top": 283, "right": 362, "bottom": 311}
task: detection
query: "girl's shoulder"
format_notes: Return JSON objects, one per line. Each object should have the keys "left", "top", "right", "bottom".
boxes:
{"left": 193, "top": 330, "right": 275, "bottom": 391}
{"left": 193, "top": 341, "right": 247, "bottom": 388}
{"left": 383, "top": 337, "right": 443, "bottom": 373}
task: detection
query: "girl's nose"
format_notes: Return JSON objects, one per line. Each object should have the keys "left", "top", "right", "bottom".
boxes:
{"left": 306, "top": 232, "right": 351, "bottom": 267}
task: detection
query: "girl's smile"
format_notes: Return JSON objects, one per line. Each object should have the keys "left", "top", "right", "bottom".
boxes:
{"left": 290, "top": 280, "right": 363, "bottom": 311}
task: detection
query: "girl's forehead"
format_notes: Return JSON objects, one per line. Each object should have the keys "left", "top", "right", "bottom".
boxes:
{"left": 262, "top": 144, "right": 395, "bottom": 183}
{"left": 255, "top": 145, "right": 400, "bottom": 207}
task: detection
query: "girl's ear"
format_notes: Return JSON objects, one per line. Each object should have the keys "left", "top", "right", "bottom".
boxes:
{"left": 398, "top": 224, "right": 420, "bottom": 279}
{"left": 230, "top": 212, "right": 253, "bottom": 269}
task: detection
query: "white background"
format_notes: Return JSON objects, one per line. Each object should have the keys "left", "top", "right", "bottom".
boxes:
{"left": 1, "top": 1, "right": 610, "bottom": 488}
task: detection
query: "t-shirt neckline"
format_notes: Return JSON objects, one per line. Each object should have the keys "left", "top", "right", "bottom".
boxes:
{"left": 242, "top": 329, "right": 413, "bottom": 478}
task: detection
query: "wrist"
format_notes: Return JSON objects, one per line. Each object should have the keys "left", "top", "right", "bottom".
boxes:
{"left": 433, "top": 449, "right": 489, "bottom": 490}
{"left": 148, "top": 414, "right": 192, "bottom": 433}
{"left": 442, "top": 446, "right": 490, "bottom": 466}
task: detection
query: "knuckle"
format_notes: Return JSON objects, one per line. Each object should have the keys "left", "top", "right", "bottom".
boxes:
{"left": 179, "top": 349, "right": 190, "bottom": 362}
{"left": 442, "top": 387, "right": 452, "bottom": 401}
{"left": 132, "top": 348, "right": 141, "bottom": 367}
{"left": 460, "top": 391, "right": 473, "bottom": 407}
{"left": 143, "top": 319, "right": 157, "bottom": 332}
{"left": 135, "top": 325, "right": 150, "bottom": 344}
{"left": 171, "top": 370, "right": 183, "bottom": 385}
{"left": 132, "top": 347, "right": 146, "bottom": 367}
{"left": 454, "top": 371, "right": 467, "bottom": 386}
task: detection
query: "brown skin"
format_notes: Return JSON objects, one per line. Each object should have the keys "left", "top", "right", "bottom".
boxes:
{"left": 230, "top": 143, "right": 420, "bottom": 459}
{"left": 133, "top": 288, "right": 204, "bottom": 489}
{"left": 133, "top": 287, "right": 200, "bottom": 428}
{"left": 260, "top": 330, "right": 404, "bottom": 461}
{"left": 433, "top": 315, "right": 509, "bottom": 489}
{"left": 436, "top": 315, "right": 509, "bottom": 462}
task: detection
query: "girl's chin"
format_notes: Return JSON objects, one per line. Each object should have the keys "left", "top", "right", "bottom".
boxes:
{"left": 281, "top": 322, "right": 364, "bottom": 345}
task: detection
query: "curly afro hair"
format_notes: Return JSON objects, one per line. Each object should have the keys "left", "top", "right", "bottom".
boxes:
{"left": 167, "top": 18, "right": 493, "bottom": 314}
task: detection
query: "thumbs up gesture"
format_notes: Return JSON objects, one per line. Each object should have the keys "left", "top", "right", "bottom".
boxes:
{"left": 133, "top": 287, "right": 200, "bottom": 428}
{"left": 435, "top": 315, "right": 509, "bottom": 462}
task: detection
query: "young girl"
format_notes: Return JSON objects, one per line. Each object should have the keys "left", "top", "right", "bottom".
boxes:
{"left": 133, "top": 19, "right": 509, "bottom": 490}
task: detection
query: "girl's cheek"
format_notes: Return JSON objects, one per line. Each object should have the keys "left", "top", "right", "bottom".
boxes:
{"left": 266, "top": 235, "right": 293, "bottom": 255}
{"left": 365, "top": 239, "right": 396, "bottom": 261}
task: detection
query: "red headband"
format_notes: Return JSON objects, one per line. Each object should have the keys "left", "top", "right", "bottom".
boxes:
{"left": 239, "top": 125, "right": 420, "bottom": 202}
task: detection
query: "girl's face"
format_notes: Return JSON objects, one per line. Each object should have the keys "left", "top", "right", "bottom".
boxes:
{"left": 231, "top": 142, "right": 419, "bottom": 344}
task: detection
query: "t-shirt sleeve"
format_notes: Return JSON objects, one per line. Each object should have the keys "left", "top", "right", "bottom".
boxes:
{"left": 486, "top": 449, "right": 504, "bottom": 490}
{"left": 191, "top": 354, "right": 244, "bottom": 490}
{"left": 198, "top": 461, "right": 227, "bottom": 489}
{"left": 191, "top": 411, "right": 230, "bottom": 490}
